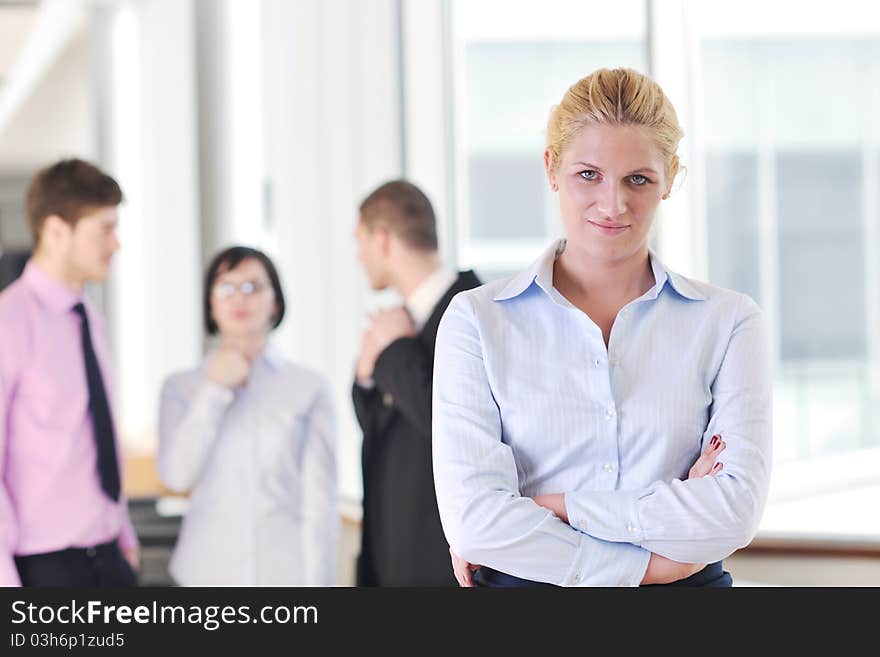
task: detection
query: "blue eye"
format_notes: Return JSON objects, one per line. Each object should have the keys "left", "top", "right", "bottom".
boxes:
{"left": 579, "top": 170, "right": 599, "bottom": 181}
{"left": 630, "top": 174, "right": 649, "bottom": 186}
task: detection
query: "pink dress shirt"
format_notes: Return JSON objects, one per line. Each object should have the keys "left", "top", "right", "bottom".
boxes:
{"left": 0, "top": 261, "right": 138, "bottom": 586}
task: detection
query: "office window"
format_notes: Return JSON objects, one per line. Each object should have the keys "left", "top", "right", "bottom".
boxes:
{"left": 451, "top": 0, "right": 648, "bottom": 280}
{"left": 699, "top": 34, "right": 880, "bottom": 466}
{"left": 705, "top": 151, "right": 761, "bottom": 304}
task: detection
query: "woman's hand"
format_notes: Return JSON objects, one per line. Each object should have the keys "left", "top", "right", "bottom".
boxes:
{"left": 450, "top": 547, "right": 481, "bottom": 587}
{"left": 640, "top": 553, "right": 705, "bottom": 585}
{"left": 640, "top": 435, "right": 727, "bottom": 584}
{"left": 689, "top": 434, "right": 725, "bottom": 479}
{"left": 207, "top": 346, "right": 251, "bottom": 389}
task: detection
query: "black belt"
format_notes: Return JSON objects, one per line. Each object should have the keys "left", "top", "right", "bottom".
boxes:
{"left": 474, "top": 561, "right": 731, "bottom": 587}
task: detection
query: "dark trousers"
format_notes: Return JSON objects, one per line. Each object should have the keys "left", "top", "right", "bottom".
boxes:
{"left": 473, "top": 561, "right": 732, "bottom": 588}
{"left": 14, "top": 540, "right": 138, "bottom": 588}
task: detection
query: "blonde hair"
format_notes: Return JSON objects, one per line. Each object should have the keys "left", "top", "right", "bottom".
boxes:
{"left": 546, "top": 68, "right": 684, "bottom": 183}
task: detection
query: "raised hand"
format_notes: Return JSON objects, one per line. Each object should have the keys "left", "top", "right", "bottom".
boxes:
{"left": 207, "top": 346, "right": 251, "bottom": 389}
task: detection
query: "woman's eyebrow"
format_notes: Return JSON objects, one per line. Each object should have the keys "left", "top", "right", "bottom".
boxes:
{"left": 572, "top": 162, "right": 660, "bottom": 176}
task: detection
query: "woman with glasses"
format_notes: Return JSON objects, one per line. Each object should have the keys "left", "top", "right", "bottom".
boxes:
{"left": 158, "top": 246, "right": 338, "bottom": 585}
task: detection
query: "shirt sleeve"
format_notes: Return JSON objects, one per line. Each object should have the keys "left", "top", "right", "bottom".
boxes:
{"left": 298, "top": 382, "right": 339, "bottom": 585}
{"left": 117, "top": 493, "right": 140, "bottom": 553}
{"left": 433, "top": 293, "right": 651, "bottom": 587}
{"left": 563, "top": 295, "right": 773, "bottom": 563}
{"left": 372, "top": 337, "right": 433, "bottom": 438}
{"left": 0, "top": 352, "right": 21, "bottom": 586}
{"left": 157, "top": 375, "right": 235, "bottom": 493}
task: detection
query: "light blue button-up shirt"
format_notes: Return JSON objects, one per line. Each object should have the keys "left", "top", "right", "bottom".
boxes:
{"left": 432, "top": 239, "right": 772, "bottom": 587}
{"left": 158, "top": 346, "right": 338, "bottom": 586}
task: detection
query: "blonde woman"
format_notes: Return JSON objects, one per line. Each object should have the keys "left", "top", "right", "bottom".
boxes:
{"left": 433, "top": 68, "right": 771, "bottom": 587}
{"left": 158, "top": 247, "right": 338, "bottom": 586}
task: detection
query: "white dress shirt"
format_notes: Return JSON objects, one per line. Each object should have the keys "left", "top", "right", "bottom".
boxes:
{"left": 158, "top": 346, "right": 338, "bottom": 586}
{"left": 432, "top": 239, "right": 773, "bottom": 586}
{"left": 358, "top": 265, "right": 456, "bottom": 390}
{"left": 405, "top": 266, "right": 457, "bottom": 330}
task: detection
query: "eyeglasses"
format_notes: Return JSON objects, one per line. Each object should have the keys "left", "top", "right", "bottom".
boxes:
{"left": 212, "top": 280, "right": 270, "bottom": 300}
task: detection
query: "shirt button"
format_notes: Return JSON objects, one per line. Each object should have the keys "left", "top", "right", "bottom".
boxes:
{"left": 627, "top": 523, "right": 638, "bottom": 534}
{"left": 603, "top": 463, "right": 615, "bottom": 473}
{"left": 593, "top": 358, "right": 600, "bottom": 367}
{"left": 605, "top": 407, "right": 616, "bottom": 419}
{"left": 382, "top": 392, "right": 393, "bottom": 407}
{"left": 572, "top": 573, "right": 581, "bottom": 583}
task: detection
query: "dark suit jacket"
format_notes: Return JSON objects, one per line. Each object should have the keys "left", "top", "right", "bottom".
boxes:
{"left": 353, "top": 270, "right": 481, "bottom": 586}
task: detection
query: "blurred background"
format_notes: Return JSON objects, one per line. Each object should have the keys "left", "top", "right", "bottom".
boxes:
{"left": 0, "top": 0, "right": 878, "bottom": 585}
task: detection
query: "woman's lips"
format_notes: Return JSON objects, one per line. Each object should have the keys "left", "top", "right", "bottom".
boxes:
{"left": 587, "top": 220, "right": 630, "bottom": 236}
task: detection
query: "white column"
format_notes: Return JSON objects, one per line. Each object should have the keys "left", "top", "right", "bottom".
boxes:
{"left": 648, "top": 0, "right": 706, "bottom": 280}
{"left": 96, "top": 0, "right": 202, "bottom": 454}
{"left": 400, "top": 0, "right": 457, "bottom": 263}
{"left": 261, "top": 0, "right": 403, "bottom": 500}
{"left": 194, "top": 0, "right": 265, "bottom": 260}
{"left": 861, "top": 53, "right": 880, "bottom": 435}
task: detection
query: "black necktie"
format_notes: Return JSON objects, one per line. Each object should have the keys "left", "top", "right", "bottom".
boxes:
{"left": 72, "top": 302, "right": 121, "bottom": 502}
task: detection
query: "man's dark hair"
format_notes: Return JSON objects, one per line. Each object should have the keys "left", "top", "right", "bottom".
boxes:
{"left": 358, "top": 179, "right": 438, "bottom": 252}
{"left": 26, "top": 158, "right": 124, "bottom": 243}
{"left": 203, "top": 246, "right": 286, "bottom": 335}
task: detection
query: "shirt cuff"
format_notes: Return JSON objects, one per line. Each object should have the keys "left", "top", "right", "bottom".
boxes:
{"left": 563, "top": 531, "right": 651, "bottom": 587}
{"left": 118, "top": 505, "right": 140, "bottom": 552}
{"left": 0, "top": 553, "right": 21, "bottom": 587}
{"left": 564, "top": 488, "right": 648, "bottom": 543}
{"left": 195, "top": 379, "right": 236, "bottom": 408}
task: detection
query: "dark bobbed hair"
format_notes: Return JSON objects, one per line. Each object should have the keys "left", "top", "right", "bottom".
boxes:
{"left": 203, "top": 246, "right": 286, "bottom": 335}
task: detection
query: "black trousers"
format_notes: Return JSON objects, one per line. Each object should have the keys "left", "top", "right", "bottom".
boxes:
{"left": 473, "top": 561, "right": 732, "bottom": 588}
{"left": 14, "top": 540, "right": 138, "bottom": 588}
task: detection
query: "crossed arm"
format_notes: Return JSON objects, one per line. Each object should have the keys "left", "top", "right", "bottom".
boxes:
{"left": 432, "top": 293, "right": 772, "bottom": 587}
{"left": 450, "top": 436, "right": 727, "bottom": 587}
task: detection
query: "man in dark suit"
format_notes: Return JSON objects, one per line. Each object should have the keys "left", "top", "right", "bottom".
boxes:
{"left": 352, "top": 180, "right": 480, "bottom": 586}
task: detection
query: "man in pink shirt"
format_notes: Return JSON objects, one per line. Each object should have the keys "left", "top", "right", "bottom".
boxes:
{"left": 0, "top": 159, "right": 139, "bottom": 587}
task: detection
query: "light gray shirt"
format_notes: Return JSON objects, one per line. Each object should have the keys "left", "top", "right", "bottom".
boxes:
{"left": 432, "top": 239, "right": 773, "bottom": 586}
{"left": 158, "top": 347, "right": 338, "bottom": 586}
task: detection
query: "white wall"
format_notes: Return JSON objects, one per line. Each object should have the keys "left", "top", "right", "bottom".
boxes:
{"left": 0, "top": 35, "right": 95, "bottom": 171}
{"left": 96, "top": 0, "right": 203, "bottom": 454}
{"left": 261, "top": 0, "right": 403, "bottom": 500}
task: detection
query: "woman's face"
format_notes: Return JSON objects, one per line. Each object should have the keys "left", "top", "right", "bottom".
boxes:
{"left": 546, "top": 123, "right": 671, "bottom": 263}
{"left": 210, "top": 258, "right": 277, "bottom": 339}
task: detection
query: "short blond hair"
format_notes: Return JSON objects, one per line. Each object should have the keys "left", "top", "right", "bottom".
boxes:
{"left": 546, "top": 68, "right": 684, "bottom": 182}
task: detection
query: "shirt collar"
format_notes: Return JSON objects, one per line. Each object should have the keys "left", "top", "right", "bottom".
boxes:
{"left": 20, "top": 259, "right": 85, "bottom": 315}
{"left": 260, "top": 341, "right": 286, "bottom": 371}
{"left": 406, "top": 265, "right": 457, "bottom": 329}
{"left": 493, "top": 238, "right": 706, "bottom": 303}
{"left": 204, "top": 339, "right": 286, "bottom": 374}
